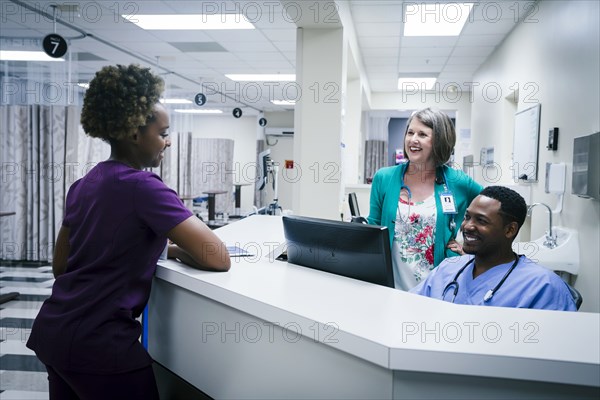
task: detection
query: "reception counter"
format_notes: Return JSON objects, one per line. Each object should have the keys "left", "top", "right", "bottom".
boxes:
{"left": 148, "top": 215, "right": 599, "bottom": 399}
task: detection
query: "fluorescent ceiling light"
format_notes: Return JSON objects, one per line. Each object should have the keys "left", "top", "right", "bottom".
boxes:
{"left": 0, "top": 50, "right": 64, "bottom": 62}
{"left": 77, "top": 83, "right": 89, "bottom": 89}
{"left": 226, "top": 74, "right": 296, "bottom": 82}
{"left": 271, "top": 100, "right": 295, "bottom": 106}
{"left": 404, "top": 3, "right": 474, "bottom": 36}
{"left": 160, "top": 98, "right": 193, "bottom": 104}
{"left": 174, "top": 109, "right": 223, "bottom": 114}
{"left": 127, "top": 14, "right": 255, "bottom": 30}
{"left": 398, "top": 77, "right": 437, "bottom": 90}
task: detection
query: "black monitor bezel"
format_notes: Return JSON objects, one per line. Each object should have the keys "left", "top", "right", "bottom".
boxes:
{"left": 282, "top": 215, "right": 394, "bottom": 288}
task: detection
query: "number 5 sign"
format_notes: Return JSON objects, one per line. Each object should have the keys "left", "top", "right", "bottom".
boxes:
{"left": 43, "top": 34, "right": 68, "bottom": 58}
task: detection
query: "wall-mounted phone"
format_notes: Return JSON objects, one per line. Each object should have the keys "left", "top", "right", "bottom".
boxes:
{"left": 547, "top": 127, "right": 559, "bottom": 151}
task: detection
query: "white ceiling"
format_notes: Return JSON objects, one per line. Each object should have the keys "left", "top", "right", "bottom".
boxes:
{"left": 0, "top": 0, "right": 523, "bottom": 114}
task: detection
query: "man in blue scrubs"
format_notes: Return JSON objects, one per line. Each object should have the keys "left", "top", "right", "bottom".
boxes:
{"left": 410, "top": 186, "right": 577, "bottom": 311}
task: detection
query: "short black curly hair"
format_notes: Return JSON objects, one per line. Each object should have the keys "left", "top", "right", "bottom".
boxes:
{"left": 480, "top": 185, "right": 527, "bottom": 229}
{"left": 81, "top": 64, "right": 164, "bottom": 142}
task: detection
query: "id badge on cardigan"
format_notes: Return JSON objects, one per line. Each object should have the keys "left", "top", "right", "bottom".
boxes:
{"left": 440, "top": 192, "right": 457, "bottom": 214}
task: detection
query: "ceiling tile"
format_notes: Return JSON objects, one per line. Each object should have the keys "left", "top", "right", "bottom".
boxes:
{"left": 456, "top": 34, "right": 507, "bottom": 47}
{"left": 168, "top": 42, "right": 227, "bottom": 52}
{"left": 237, "top": 52, "right": 289, "bottom": 62}
{"left": 355, "top": 22, "right": 403, "bottom": 37}
{"left": 442, "top": 64, "right": 479, "bottom": 74}
{"left": 221, "top": 41, "right": 278, "bottom": 53}
{"left": 260, "top": 29, "right": 296, "bottom": 42}
{"left": 272, "top": 41, "right": 296, "bottom": 52}
{"left": 204, "top": 30, "right": 268, "bottom": 42}
{"left": 445, "top": 56, "right": 488, "bottom": 65}
{"left": 362, "top": 48, "right": 400, "bottom": 58}
{"left": 397, "top": 65, "right": 443, "bottom": 74}
{"left": 350, "top": 5, "right": 405, "bottom": 23}
{"left": 461, "top": 18, "right": 518, "bottom": 36}
{"left": 400, "top": 47, "right": 454, "bottom": 58}
{"left": 451, "top": 46, "right": 495, "bottom": 58}
{"left": 367, "top": 65, "right": 400, "bottom": 73}
{"left": 398, "top": 56, "right": 447, "bottom": 66}
{"left": 358, "top": 36, "right": 401, "bottom": 48}
{"left": 401, "top": 37, "right": 459, "bottom": 48}
{"left": 364, "top": 56, "right": 398, "bottom": 66}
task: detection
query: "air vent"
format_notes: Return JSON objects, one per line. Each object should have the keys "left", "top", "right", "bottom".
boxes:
{"left": 265, "top": 127, "right": 294, "bottom": 137}
{"left": 169, "top": 42, "right": 227, "bottom": 52}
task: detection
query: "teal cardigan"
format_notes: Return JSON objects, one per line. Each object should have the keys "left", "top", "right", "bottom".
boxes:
{"left": 367, "top": 163, "right": 483, "bottom": 267}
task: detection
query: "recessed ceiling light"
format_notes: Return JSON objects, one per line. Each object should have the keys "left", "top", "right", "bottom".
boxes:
{"left": 226, "top": 74, "right": 296, "bottom": 82}
{"left": 0, "top": 50, "right": 64, "bottom": 62}
{"left": 160, "top": 98, "right": 193, "bottom": 104}
{"left": 403, "top": 3, "right": 474, "bottom": 36}
{"left": 271, "top": 100, "right": 295, "bottom": 106}
{"left": 174, "top": 109, "right": 223, "bottom": 114}
{"left": 127, "top": 14, "right": 255, "bottom": 30}
{"left": 398, "top": 77, "right": 437, "bottom": 90}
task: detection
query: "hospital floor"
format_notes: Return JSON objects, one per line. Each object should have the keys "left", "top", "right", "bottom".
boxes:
{"left": 0, "top": 261, "right": 52, "bottom": 399}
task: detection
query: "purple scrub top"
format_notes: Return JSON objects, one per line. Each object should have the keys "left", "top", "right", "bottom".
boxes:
{"left": 27, "top": 160, "right": 193, "bottom": 374}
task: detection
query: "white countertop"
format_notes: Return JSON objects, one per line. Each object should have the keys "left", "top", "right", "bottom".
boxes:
{"left": 156, "top": 215, "right": 600, "bottom": 387}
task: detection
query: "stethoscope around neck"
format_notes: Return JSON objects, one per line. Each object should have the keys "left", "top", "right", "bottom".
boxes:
{"left": 441, "top": 253, "right": 522, "bottom": 303}
{"left": 397, "top": 164, "right": 457, "bottom": 240}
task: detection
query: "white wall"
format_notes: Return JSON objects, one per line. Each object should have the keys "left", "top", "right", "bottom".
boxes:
{"left": 470, "top": 0, "right": 600, "bottom": 312}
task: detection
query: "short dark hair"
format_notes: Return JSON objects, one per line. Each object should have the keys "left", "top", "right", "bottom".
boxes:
{"left": 480, "top": 186, "right": 527, "bottom": 229}
{"left": 404, "top": 108, "right": 456, "bottom": 167}
{"left": 81, "top": 64, "right": 164, "bottom": 143}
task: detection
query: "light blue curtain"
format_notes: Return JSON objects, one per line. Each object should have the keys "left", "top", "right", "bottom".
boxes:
{"left": 363, "top": 115, "right": 390, "bottom": 184}
{"left": 0, "top": 105, "right": 108, "bottom": 261}
{"left": 190, "top": 138, "right": 235, "bottom": 215}
{"left": 1, "top": 106, "right": 63, "bottom": 260}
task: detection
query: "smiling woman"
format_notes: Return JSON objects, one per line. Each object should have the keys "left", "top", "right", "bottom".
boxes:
{"left": 367, "top": 108, "right": 483, "bottom": 291}
{"left": 25, "top": 64, "right": 230, "bottom": 400}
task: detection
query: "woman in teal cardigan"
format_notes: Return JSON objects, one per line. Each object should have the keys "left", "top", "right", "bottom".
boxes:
{"left": 368, "top": 108, "right": 482, "bottom": 290}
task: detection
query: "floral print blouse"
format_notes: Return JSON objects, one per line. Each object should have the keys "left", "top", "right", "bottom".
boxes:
{"left": 391, "top": 194, "right": 437, "bottom": 290}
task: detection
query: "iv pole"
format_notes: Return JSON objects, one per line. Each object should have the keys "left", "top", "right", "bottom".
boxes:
{"left": 257, "top": 149, "right": 281, "bottom": 215}
{"left": 267, "top": 162, "right": 280, "bottom": 215}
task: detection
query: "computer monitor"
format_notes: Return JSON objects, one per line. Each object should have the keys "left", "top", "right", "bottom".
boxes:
{"left": 282, "top": 215, "right": 394, "bottom": 288}
{"left": 348, "top": 192, "right": 360, "bottom": 217}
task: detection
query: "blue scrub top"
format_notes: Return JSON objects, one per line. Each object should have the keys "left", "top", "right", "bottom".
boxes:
{"left": 410, "top": 255, "right": 577, "bottom": 311}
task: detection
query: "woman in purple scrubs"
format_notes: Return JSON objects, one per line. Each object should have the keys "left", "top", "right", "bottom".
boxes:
{"left": 27, "top": 64, "right": 231, "bottom": 399}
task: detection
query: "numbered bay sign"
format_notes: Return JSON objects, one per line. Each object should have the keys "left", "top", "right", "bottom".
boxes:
{"left": 43, "top": 34, "right": 68, "bottom": 58}
{"left": 259, "top": 118, "right": 267, "bottom": 127}
{"left": 194, "top": 93, "right": 207, "bottom": 106}
{"left": 232, "top": 108, "right": 243, "bottom": 118}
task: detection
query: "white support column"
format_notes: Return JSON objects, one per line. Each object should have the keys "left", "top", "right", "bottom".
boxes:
{"left": 293, "top": 27, "right": 346, "bottom": 219}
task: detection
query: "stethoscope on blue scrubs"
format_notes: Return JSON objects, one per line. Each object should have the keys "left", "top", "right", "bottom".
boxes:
{"left": 441, "top": 253, "right": 522, "bottom": 303}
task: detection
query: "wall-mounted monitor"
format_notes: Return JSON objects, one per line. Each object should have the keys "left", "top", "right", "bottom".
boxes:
{"left": 282, "top": 215, "right": 394, "bottom": 287}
